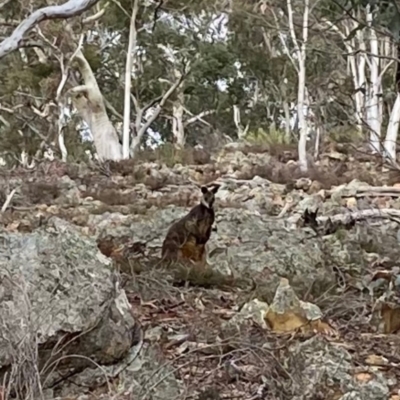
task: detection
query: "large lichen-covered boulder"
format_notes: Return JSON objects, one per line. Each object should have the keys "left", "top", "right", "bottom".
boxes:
{"left": 88, "top": 204, "right": 400, "bottom": 300}
{"left": 288, "top": 337, "right": 389, "bottom": 400}
{"left": 0, "top": 217, "right": 138, "bottom": 387}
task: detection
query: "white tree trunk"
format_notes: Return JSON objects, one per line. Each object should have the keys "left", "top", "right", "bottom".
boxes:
{"left": 58, "top": 131, "right": 68, "bottom": 162}
{"left": 172, "top": 99, "right": 185, "bottom": 147}
{"left": 356, "top": 27, "right": 367, "bottom": 130}
{"left": 314, "top": 125, "right": 321, "bottom": 160}
{"left": 283, "top": 100, "right": 291, "bottom": 140}
{"left": 69, "top": 50, "right": 122, "bottom": 161}
{"left": 233, "top": 105, "right": 249, "bottom": 139}
{"left": 366, "top": 5, "right": 381, "bottom": 153}
{"left": 297, "top": 62, "right": 308, "bottom": 172}
{"left": 171, "top": 68, "right": 185, "bottom": 147}
{"left": 122, "top": 0, "right": 138, "bottom": 159}
{"left": 0, "top": 0, "right": 100, "bottom": 59}
{"left": 384, "top": 93, "right": 400, "bottom": 162}
{"left": 287, "top": 0, "right": 309, "bottom": 172}
{"left": 323, "top": 18, "right": 365, "bottom": 132}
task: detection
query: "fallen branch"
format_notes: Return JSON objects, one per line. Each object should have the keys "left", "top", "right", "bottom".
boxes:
{"left": 0, "top": 0, "right": 100, "bottom": 59}
{"left": 1, "top": 189, "right": 16, "bottom": 212}
{"left": 328, "top": 186, "right": 400, "bottom": 198}
{"left": 317, "top": 208, "right": 400, "bottom": 224}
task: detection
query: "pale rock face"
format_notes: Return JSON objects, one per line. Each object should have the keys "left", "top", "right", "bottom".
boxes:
{"left": 0, "top": 217, "right": 138, "bottom": 390}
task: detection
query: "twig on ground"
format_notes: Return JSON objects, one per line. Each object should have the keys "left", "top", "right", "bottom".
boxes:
{"left": 1, "top": 188, "right": 16, "bottom": 212}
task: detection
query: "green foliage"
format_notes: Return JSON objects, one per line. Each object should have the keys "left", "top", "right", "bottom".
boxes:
{"left": 0, "top": 58, "right": 55, "bottom": 95}
{"left": 328, "top": 125, "right": 364, "bottom": 144}
{"left": 82, "top": 44, "right": 102, "bottom": 72}
{"left": 245, "top": 127, "right": 292, "bottom": 146}
{"left": 63, "top": 128, "right": 96, "bottom": 162}
{"left": 1, "top": 0, "right": 398, "bottom": 162}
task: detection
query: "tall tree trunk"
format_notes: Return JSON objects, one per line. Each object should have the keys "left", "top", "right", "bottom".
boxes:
{"left": 297, "top": 61, "right": 308, "bottom": 172}
{"left": 283, "top": 100, "right": 291, "bottom": 140}
{"left": 323, "top": 17, "right": 366, "bottom": 132}
{"left": 172, "top": 100, "right": 185, "bottom": 147}
{"left": 288, "top": 0, "right": 309, "bottom": 172}
{"left": 69, "top": 50, "right": 122, "bottom": 161}
{"left": 122, "top": 0, "right": 138, "bottom": 159}
{"left": 383, "top": 39, "right": 400, "bottom": 162}
{"left": 356, "top": 24, "right": 367, "bottom": 131}
{"left": 385, "top": 93, "right": 400, "bottom": 162}
{"left": 172, "top": 69, "right": 185, "bottom": 148}
{"left": 366, "top": 5, "right": 381, "bottom": 153}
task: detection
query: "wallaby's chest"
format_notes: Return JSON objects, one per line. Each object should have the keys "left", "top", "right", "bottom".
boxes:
{"left": 196, "top": 213, "right": 214, "bottom": 236}
{"left": 185, "top": 206, "right": 214, "bottom": 238}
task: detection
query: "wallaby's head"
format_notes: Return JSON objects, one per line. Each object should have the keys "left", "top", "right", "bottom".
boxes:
{"left": 200, "top": 185, "right": 220, "bottom": 209}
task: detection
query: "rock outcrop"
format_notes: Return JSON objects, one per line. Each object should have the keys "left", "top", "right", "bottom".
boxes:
{"left": 1, "top": 143, "right": 400, "bottom": 399}
{"left": 0, "top": 217, "right": 139, "bottom": 395}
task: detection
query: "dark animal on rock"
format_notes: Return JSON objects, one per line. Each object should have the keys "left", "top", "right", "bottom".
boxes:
{"left": 161, "top": 185, "right": 220, "bottom": 264}
{"left": 301, "top": 208, "right": 356, "bottom": 235}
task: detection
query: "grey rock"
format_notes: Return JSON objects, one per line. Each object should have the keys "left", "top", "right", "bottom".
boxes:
{"left": 289, "top": 337, "right": 389, "bottom": 400}
{"left": 0, "top": 217, "right": 138, "bottom": 388}
{"left": 91, "top": 205, "right": 400, "bottom": 299}
{"left": 55, "top": 344, "right": 183, "bottom": 399}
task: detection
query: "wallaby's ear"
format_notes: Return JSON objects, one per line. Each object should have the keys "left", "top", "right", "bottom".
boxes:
{"left": 211, "top": 184, "right": 220, "bottom": 194}
{"left": 201, "top": 186, "right": 208, "bottom": 194}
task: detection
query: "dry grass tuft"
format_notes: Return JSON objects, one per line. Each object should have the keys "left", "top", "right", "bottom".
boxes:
{"left": 23, "top": 182, "right": 61, "bottom": 204}
{"left": 168, "top": 261, "right": 236, "bottom": 289}
{"left": 1, "top": 276, "right": 43, "bottom": 400}
{"left": 82, "top": 188, "right": 138, "bottom": 206}
{"left": 135, "top": 144, "right": 211, "bottom": 166}
{"left": 234, "top": 158, "right": 380, "bottom": 189}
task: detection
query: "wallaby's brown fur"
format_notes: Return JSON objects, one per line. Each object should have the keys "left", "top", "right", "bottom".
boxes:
{"left": 161, "top": 185, "right": 220, "bottom": 264}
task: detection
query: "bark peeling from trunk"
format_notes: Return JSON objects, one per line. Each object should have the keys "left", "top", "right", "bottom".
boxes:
{"left": 69, "top": 50, "right": 122, "bottom": 161}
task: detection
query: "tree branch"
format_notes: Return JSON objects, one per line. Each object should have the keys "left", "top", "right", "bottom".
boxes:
{"left": 0, "top": 0, "right": 100, "bottom": 59}
{"left": 184, "top": 110, "right": 216, "bottom": 127}
{"left": 68, "top": 84, "right": 89, "bottom": 95}
{"left": 136, "top": 73, "right": 186, "bottom": 139}
{"left": 287, "top": 0, "right": 301, "bottom": 58}
{"left": 82, "top": 2, "right": 109, "bottom": 23}
{"left": 271, "top": 8, "right": 299, "bottom": 73}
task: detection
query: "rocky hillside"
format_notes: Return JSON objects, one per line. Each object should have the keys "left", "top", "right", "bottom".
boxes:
{"left": 1, "top": 143, "right": 400, "bottom": 400}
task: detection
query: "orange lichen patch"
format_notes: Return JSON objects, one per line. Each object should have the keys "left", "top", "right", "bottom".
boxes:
{"left": 309, "top": 320, "right": 338, "bottom": 337}
{"left": 354, "top": 372, "right": 374, "bottom": 384}
{"left": 265, "top": 309, "right": 308, "bottom": 333}
{"left": 264, "top": 278, "right": 337, "bottom": 336}
{"left": 381, "top": 304, "right": 400, "bottom": 334}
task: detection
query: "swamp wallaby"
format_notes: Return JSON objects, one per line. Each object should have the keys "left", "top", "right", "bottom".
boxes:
{"left": 161, "top": 185, "right": 220, "bottom": 263}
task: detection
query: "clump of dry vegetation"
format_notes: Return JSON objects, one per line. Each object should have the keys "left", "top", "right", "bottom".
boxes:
{"left": 136, "top": 144, "right": 212, "bottom": 166}
{"left": 0, "top": 141, "right": 397, "bottom": 223}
